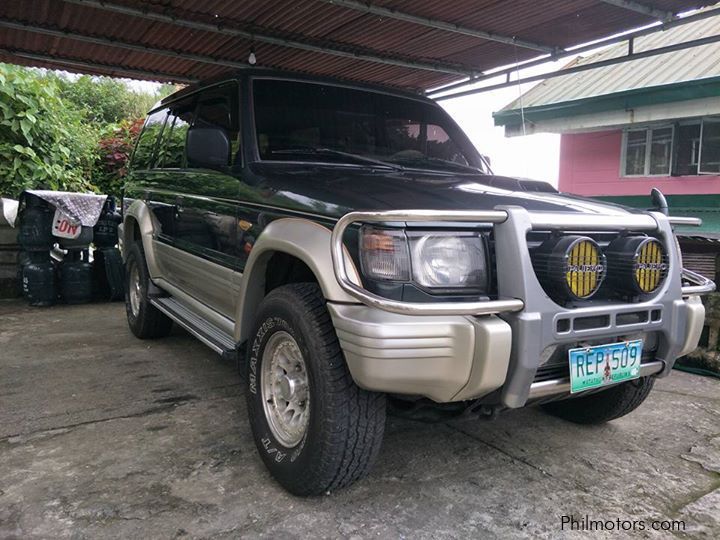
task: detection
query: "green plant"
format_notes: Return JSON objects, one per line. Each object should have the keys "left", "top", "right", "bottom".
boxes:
{"left": 57, "top": 74, "right": 175, "bottom": 125}
{"left": 94, "top": 118, "right": 144, "bottom": 198}
{"left": 0, "top": 63, "right": 99, "bottom": 198}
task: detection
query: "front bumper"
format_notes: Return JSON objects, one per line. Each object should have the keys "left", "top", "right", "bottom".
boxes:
{"left": 328, "top": 304, "right": 512, "bottom": 402}
{"left": 329, "top": 207, "right": 713, "bottom": 407}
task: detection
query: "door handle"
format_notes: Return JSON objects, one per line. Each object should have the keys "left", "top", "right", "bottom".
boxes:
{"left": 175, "top": 196, "right": 184, "bottom": 216}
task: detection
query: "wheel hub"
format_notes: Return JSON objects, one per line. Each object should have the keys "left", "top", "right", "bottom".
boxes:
{"left": 128, "top": 263, "right": 141, "bottom": 317}
{"left": 261, "top": 331, "right": 310, "bottom": 447}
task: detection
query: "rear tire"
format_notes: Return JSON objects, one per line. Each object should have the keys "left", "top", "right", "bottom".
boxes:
{"left": 246, "top": 283, "right": 386, "bottom": 496}
{"left": 124, "top": 243, "right": 173, "bottom": 339}
{"left": 541, "top": 376, "right": 655, "bottom": 424}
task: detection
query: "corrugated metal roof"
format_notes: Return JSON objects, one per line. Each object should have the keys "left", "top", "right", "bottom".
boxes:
{"left": 501, "top": 5, "right": 720, "bottom": 111}
{"left": 0, "top": 0, "right": 714, "bottom": 90}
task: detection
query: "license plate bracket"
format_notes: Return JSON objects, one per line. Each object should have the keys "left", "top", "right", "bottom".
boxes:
{"left": 568, "top": 339, "right": 643, "bottom": 393}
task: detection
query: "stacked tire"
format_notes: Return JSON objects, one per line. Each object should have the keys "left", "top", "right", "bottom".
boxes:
{"left": 57, "top": 225, "right": 93, "bottom": 305}
{"left": 17, "top": 194, "right": 55, "bottom": 306}
{"left": 92, "top": 197, "right": 124, "bottom": 301}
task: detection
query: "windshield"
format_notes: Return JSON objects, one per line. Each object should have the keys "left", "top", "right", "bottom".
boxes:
{"left": 252, "top": 79, "right": 485, "bottom": 173}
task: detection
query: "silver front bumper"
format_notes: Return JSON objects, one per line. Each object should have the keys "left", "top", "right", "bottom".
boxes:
{"left": 330, "top": 207, "right": 714, "bottom": 407}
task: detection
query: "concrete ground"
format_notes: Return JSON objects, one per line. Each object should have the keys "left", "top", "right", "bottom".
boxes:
{"left": 0, "top": 301, "right": 718, "bottom": 539}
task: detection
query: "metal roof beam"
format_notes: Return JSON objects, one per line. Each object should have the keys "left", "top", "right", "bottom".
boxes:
{"left": 0, "top": 19, "right": 259, "bottom": 71}
{"left": 600, "top": 0, "right": 676, "bottom": 21}
{"left": 427, "top": 5, "right": 720, "bottom": 97}
{"left": 61, "top": 0, "right": 480, "bottom": 77}
{"left": 435, "top": 31, "right": 720, "bottom": 101}
{"left": 0, "top": 48, "right": 198, "bottom": 83}
{"left": 319, "top": 0, "right": 559, "bottom": 53}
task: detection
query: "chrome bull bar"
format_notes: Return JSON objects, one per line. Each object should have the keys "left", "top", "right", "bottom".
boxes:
{"left": 682, "top": 268, "right": 716, "bottom": 296}
{"left": 330, "top": 209, "right": 713, "bottom": 317}
{"left": 330, "top": 209, "right": 524, "bottom": 316}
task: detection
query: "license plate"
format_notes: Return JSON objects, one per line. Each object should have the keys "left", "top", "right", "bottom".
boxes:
{"left": 568, "top": 339, "right": 643, "bottom": 393}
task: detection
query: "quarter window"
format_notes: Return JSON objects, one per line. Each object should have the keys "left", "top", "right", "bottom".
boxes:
{"left": 189, "top": 83, "right": 240, "bottom": 168}
{"left": 156, "top": 98, "right": 195, "bottom": 169}
{"left": 131, "top": 108, "right": 168, "bottom": 170}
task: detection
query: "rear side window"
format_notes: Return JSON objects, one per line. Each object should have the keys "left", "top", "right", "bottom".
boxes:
{"left": 189, "top": 83, "right": 240, "bottom": 168}
{"left": 156, "top": 98, "right": 195, "bottom": 169}
{"left": 132, "top": 108, "right": 168, "bottom": 170}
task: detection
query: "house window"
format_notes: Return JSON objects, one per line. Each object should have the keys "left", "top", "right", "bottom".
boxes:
{"left": 622, "top": 118, "right": 720, "bottom": 177}
{"left": 700, "top": 118, "right": 720, "bottom": 174}
{"left": 622, "top": 126, "right": 673, "bottom": 176}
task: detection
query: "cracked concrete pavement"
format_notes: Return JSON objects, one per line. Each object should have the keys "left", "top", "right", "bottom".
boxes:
{"left": 1, "top": 300, "right": 718, "bottom": 539}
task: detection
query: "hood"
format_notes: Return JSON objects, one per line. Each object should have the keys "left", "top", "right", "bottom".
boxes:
{"left": 247, "top": 162, "right": 644, "bottom": 219}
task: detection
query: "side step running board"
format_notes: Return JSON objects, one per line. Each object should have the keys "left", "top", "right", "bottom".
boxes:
{"left": 150, "top": 297, "right": 236, "bottom": 357}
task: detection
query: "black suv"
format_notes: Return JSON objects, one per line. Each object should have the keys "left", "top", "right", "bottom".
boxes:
{"left": 121, "top": 69, "right": 712, "bottom": 495}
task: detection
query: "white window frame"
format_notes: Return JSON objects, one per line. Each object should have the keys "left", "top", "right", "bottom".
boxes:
{"left": 621, "top": 124, "right": 674, "bottom": 178}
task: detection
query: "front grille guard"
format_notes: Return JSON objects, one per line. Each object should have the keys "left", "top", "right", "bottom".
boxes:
{"left": 330, "top": 209, "right": 714, "bottom": 316}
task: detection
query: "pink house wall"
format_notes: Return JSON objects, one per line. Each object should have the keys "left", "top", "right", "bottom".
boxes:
{"left": 558, "top": 130, "right": 720, "bottom": 196}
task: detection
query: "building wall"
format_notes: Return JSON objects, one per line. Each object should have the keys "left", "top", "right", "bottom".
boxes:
{"left": 558, "top": 130, "right": 720, "bottom": 196}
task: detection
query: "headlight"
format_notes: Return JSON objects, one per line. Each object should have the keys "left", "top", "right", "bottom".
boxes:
{"left": 409, "top": 233, "right": 487, "bottom": 289}
{"left": 359, "top": 227, "right": 488, "bottom": 291}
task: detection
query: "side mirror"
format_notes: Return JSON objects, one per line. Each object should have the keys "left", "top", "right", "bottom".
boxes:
{"left": 186, "top": 127, "right": 230, "bottom": 169}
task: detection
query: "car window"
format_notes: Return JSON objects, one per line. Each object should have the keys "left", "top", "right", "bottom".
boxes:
{"left": 253, "top": 79, "right": 481, "bottom": 172}
{"left": 189, "top": 83, "right": 240, "bottom": 168}
{"left": 132, "top": 108, "right": 168, "bottom": 170}
{"left": 156, "top": 98, "right": 195, "bottom": 169}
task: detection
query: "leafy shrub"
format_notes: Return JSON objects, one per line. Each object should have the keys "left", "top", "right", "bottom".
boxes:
{"left": 94, "top": 118, "right": 144, "bottom": 198}
{"left": 0, "top": 64, "right": 177, "bottom": 199}
{"left": 58, "top": 74, "right": 160, "bottom": 125}
{"left": 0, "top": 63, "right": 99, "bottom": 198}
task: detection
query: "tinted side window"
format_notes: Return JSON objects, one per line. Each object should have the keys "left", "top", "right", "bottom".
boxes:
{"left": 156, "top": 98, "right": 195, "bottom": 169}
{"left": 189, "top": 83, "right": 240, "bottom": 168}
{"left": 132, "top": 108, "right": 168, "bottom": 170}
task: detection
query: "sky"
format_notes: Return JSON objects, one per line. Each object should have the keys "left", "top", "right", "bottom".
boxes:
{"left": 441, "top": 81, "right": 561, "bottom": 187}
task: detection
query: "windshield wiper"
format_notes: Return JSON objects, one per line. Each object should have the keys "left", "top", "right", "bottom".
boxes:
{"left": 388, "top": 155, "right": 485, "bottom": 174}
{"left": 271, "top": 147, "right": 404, "bottom": 171}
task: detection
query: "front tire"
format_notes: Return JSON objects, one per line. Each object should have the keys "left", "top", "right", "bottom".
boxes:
{"left": 246, "top": 283, "right": 386, "bottom": 496}
{"left": 541, "top": 376, "right": 655, "bottom": 424}
{"left": 124, "top": 243, "right": 173, "bottom": 339}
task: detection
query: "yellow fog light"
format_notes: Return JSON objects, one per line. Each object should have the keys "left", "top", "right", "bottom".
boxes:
{"left": 533, "top": 236, "right": 606, "bottom": 301}
{"left": 606, "top": 236, "right": 668, "bottom": 295}
{"left": 565, "top": 238, "right": 605, "bottom": 298}
{"left": 634, "top": 239, "right": 667, "bottom": 293}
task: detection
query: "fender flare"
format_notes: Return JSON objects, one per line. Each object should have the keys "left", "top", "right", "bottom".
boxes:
{"left": 235, "top": 217, "right": 361, "bottom": 343}
{"left": 122, "top": 199, "right": 162, "bottom": 278}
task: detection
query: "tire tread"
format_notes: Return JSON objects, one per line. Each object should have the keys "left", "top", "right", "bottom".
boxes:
{"left": 541, "top": 376, "right": 655, "bottom": 424}
{"left": 247, "top": 283, "right": 385, "bottom": 495}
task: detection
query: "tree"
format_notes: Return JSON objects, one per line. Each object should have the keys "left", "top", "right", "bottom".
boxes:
{"left": 0, "top": 63, "right": 99, "bottom": 198}
{"left": 0, "top": 64, "right": 180, "bottom": 199}
{"left": 57, "top": 74, "right": 175, "bottom": 125}
{"left": 94, "top": 118, "right": 144, "bottom": 198}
